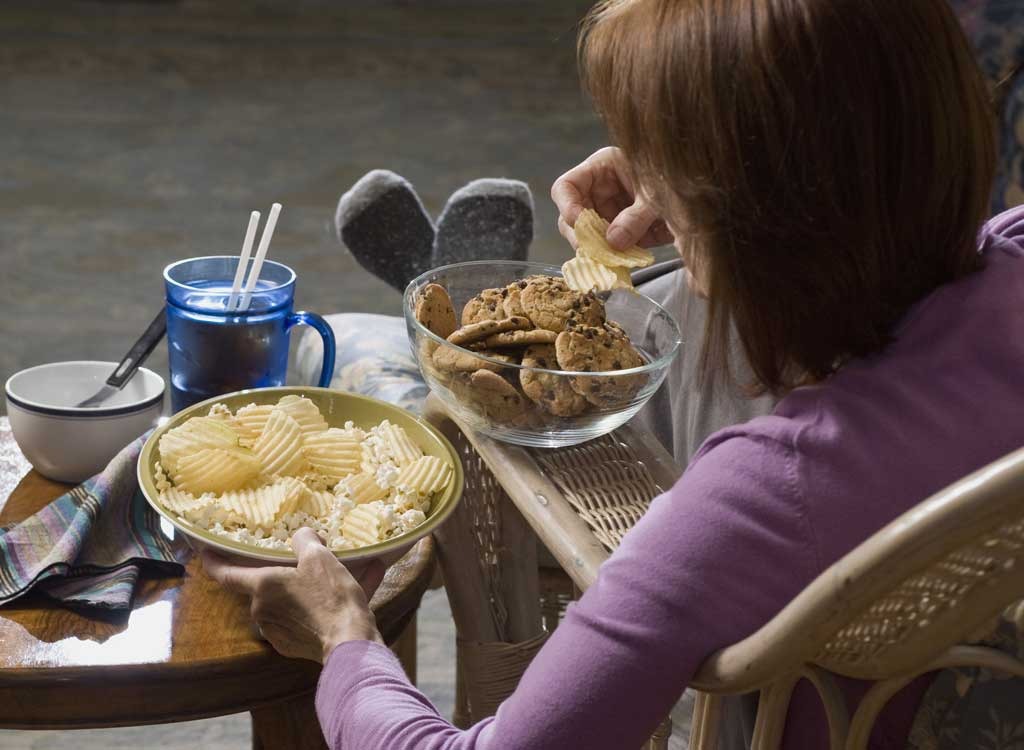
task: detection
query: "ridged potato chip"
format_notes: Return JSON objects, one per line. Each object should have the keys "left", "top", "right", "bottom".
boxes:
{"left": 303, "top": 428, "right": 362, "bottom": 481}
{"left": 612, "top": 265, "right": 634, "bottom": 290}
{"left": 173, "top": 446, "right": 261, "bottom": 495}
{"left": 274, "top": 395, "right": 329, "bottom": 436}
{"left": 302, "top": 489, "right": 336, "bottom": 517}
{"left": 360, "top": 442, "right": 379, "bottom": 474}
{"left": 380, "top": 421, "right": 423, "bottom": 466}
{"left": 234, "top": 404, "right": 275, "bottom": 446}
{"left": 396, "top": 455, "right": 452, "bottom": 495}
{"left": 253, "top": 409, "right": 310, "bottom": 477}
{"left": 159, "top": 417, "right": 239, "bottom": 475}
{"left": 337, "top": 472, "right": 389, "bottom": 505}
{"left": 574, "top": 208, "right": 655, "bottom": 268}
{"left": 161, "top": 486, "right": 205, "bottom": 513}
{"left": 219, "top": 476, "right": 309, "bottom": 528}
{"left": 341, "top": 503, "right": 393, "bottom": 546}
{"left": 562, "top": 255, "right": 619, "bottom": 293}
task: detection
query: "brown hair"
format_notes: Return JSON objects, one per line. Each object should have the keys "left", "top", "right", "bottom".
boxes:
{"left": 580, "top": 0, "right": 997, "bottom": 393}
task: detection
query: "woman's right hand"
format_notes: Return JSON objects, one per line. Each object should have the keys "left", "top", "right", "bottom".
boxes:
{"left": 551, "top": 146, "right": 674, "bottom": 250}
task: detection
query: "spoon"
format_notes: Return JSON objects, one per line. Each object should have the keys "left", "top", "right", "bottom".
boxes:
{"left": 76, "top": 308, "right": 168, "bottom": 408}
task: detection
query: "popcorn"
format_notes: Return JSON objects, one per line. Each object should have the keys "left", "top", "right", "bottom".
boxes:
{"left": 155, "top": 396, "right": 453, "bottom": 552}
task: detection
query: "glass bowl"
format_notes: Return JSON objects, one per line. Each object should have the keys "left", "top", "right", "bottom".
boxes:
{"left": 404, "top": 260, "right": 682, "bottom": 447}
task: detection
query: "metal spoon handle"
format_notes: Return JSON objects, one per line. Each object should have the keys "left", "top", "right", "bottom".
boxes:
{"left": 106, "top": 307, "right": 168, "bottom": 388}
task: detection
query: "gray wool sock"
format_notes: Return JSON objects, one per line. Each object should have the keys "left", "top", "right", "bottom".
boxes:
{"left": 432, "top": 178, "right": 534, "bottom": 268}
{"left": 335, "top": 170, "right": 436, "bottom": 292}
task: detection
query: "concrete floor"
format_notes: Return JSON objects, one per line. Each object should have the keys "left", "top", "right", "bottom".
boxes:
{"left": 0, "top": 1, "right": 603, "bottom": 747}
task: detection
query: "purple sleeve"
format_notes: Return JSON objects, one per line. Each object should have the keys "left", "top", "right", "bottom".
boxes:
{"left": 984, "top": 205, "right": 1024, "bottom": 243}
{"left": 316, "top": 433, "right": 820, "bottom": 750}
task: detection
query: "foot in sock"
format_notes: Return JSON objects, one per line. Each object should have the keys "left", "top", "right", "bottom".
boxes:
{"left": 335, "top": 170, "right": 435, "bottom": 291}
{"left": 336, "top": 171, "right": 534, "bottom": 293}
{"left": 433, "top": 178, "right": 534, "bottom": 268}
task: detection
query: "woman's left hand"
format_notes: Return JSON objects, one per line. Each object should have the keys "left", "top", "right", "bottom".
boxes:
{"left": 201, "top": 528, "right": 387, "bottom": 663}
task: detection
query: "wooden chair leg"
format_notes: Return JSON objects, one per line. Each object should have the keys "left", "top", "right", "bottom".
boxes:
{"left": 391, "top": 612, "right": 418, "bottom": 685}
{"left": 251, "top": 692, "right": 328, "bottom": 750}
{"left": 751, "top": 676, "right": 799, "bottom": 750}
{"left": 643, "top": 715, "right": 673, "bottom": 749}
{"left": 690, "top": 691, "right": 723, "bottom": 750}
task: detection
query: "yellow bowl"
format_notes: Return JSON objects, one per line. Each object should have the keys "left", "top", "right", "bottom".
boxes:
{"left": 136, "top": 386, "right": 463, "bottom": 563}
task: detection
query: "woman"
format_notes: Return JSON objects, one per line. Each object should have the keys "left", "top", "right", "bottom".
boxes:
{"left": 204, "top": 1, "right": 1024, "bottom": 747}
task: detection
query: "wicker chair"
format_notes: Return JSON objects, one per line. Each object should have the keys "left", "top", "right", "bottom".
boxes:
{"left": 424, "top": 394, "right": 1024, "bottom": 749}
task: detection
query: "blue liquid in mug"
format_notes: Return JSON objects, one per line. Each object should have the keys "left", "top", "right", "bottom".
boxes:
{"left": 164, "top": 257, "right": 335, "bottom": 413}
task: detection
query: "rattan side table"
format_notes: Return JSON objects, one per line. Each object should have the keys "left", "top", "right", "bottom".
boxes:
{"left": 422, "top": 395, "right": 683, "bottom": 749}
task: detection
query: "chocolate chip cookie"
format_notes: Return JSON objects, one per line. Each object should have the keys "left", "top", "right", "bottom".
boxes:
{"left": 432, "top": 346, "right": 517, "bottom": 374}
{"left": 519, "top": 344, "right": 588, "bottom": 417}
{"left": 454, "top": 369, "right": 528, "bottom": 423}
{"left": 461, "top": 288, "right": 508, "bottom": 326}
{"left": 473, "top": 328, "right": 559, "bottom": 349}
{"left": 519, "top": 276, "right": 605, "bottom": 332}
{"left": 415, "top": 283, "right": 458, "bottom": 339}
{"left": 555, "top": 321, "right": 646, "bottom": 407}
{"left": 447, "top": 316, "right": 532, "bottom": 347}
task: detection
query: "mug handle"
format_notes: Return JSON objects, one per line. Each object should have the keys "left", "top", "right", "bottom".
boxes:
{"left": 286, "top": 311, "right": 337, "bottom": 388}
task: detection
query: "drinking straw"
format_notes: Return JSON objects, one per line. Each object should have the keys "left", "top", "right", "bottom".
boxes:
{"left": 238, "top": 202, "right": 282, "bottom": 312}
{"left": 228, "top": 210, "right": 261, "bottom": 312}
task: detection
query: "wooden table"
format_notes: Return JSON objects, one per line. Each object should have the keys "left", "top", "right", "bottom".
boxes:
{"left": 0, "top": 418, "right": 434, "bottom": 748}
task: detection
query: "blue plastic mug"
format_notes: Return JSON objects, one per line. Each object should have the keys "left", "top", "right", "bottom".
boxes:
{"left": 164, "top": 256, "right": 336, "bottom": 413}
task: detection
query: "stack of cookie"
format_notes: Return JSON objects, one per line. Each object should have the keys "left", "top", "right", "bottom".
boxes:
{"left": 415, "top": 275, "right": 647, "bottom": 428}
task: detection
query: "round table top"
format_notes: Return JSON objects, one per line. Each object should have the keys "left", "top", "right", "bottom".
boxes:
{"left": 0, "top": 418, "right": 434, "bottom": 728}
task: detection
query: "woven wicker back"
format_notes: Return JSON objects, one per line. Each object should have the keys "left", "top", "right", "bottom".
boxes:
{"left": 693, "top": 445, "right": 1024, "bottom": 690}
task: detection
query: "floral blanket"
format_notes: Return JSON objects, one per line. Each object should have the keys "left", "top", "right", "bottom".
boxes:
{"left": 954, "top": 0, "right": 1024, "bottom": 211}
{"left": 907, "top": 604, "right": 1024, "bottom": 749}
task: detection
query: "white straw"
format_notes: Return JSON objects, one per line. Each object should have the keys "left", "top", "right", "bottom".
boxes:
{"left": 228, "top": 210, "right": 260, "bottom": 312}
{"left": 238, "top": 202, "right": 282, "bottom": 312}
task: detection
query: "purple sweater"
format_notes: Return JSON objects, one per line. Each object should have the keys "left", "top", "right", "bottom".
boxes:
{"left": 317, "top": 207, "right": 1024, "bottom": 749}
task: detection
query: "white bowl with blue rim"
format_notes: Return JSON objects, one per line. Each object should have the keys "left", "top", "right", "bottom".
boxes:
{"left": 5, "top": 361, "right": 165, "bottom": 483}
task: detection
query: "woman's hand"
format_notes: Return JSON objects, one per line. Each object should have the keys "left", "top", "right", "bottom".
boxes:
{"left": 201, "top": 528, "right": 387, "bottom": 663}
{"left": 551, "top": 146, "right": 674, "bottom": 250}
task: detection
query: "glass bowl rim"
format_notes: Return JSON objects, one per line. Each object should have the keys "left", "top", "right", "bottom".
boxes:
{"left": 404, "top": 259, "right": 683, "bottom": 378}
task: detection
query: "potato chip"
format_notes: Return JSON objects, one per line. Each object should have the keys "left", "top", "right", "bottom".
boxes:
{"left": 274, "top": 395, "right": 329, "bottom": 435}
{"left": 234, "top": 403, "right": 275, "bottom": 445}
{"left": 395, "top": 455, "right": 453, "bottom": 495}
{"left": 160, "top": 486, "right": 203, "bottom": 513}
{"left": 341, "top": 503, "right": 394, "bottom": 546}
{"left": 253, "top": 409, "right": 310, "bottom": 477}
{"left": 218, "top": 476, "right": 309, "bottom": 528}
{"left": 360, "top": 442, "right": 379, "bottom": 474}
{"left": 380, "top": 421, "right": 423, "bottom": 466}
{"left": 574, "top": 208, "right": 655, "bottom": 268}
{"left": 173, "top": 446, "right": 261, "bottom": 495}
{"left": 159, "top": 417, "right": 239, "bottom": 475}
{"left": 611, "top": 265, "right": 635, "bottom": 290}
{"left": 337, "top": 472, "right": 389, "bottom": 505}
{"left": 302, "top": 489, "right": 335, "bottom": 517}
{"left": 303, "top": 428, "right": 362, "bottom": 481}
{"left": 562, "top": 255, "right": 619, "bottom": 293}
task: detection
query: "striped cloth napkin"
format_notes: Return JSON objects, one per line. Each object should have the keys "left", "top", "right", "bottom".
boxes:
{"left": 0, "top": 434, "right": 187, "bottom": 609}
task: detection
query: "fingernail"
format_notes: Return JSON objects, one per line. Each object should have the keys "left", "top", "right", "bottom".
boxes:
{"left": 607, "top": 226, "right": 630, "bottom": 249}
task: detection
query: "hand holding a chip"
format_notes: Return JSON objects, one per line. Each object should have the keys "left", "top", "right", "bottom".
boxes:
{"left": 202, "top": 528, "right": 387, "bottom": 663}
{"left": 551, "top": 146, "right": 673, "bottom": 251}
